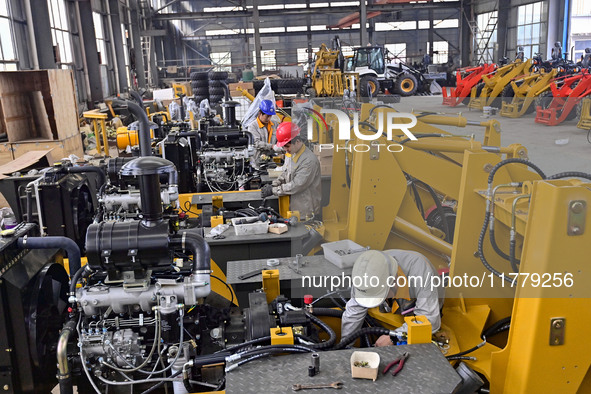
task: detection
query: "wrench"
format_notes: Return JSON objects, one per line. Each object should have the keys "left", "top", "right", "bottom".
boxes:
{"left": 292, "top": 382, "right": 344, "bottom": 391}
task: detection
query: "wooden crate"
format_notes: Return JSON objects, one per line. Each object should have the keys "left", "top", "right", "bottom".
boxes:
{"left": 11, "top": 134, "right": 84, "bottom": 165}
{"left": 0, "top": 69, "right": 79, "bottom": 142}
{"left": 0, "top": 142, "right": 13, "bottom": 166}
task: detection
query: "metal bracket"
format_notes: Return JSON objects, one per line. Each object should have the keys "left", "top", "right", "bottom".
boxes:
{"left": 567, "top": 200, "right": 586, "bottom": 236}
{"left": 369, "top": 141, "right": 380, "bottom": 160}
{"left": 365, "top": 206, "right": 374, "bottom": 222}
{"left": 549, "top": 318, "right": 565, "bottom": 346}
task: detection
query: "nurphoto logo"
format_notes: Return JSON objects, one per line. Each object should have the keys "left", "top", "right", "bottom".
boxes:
{"left": 305, "top": 107, "right": 418, "bottom": 153}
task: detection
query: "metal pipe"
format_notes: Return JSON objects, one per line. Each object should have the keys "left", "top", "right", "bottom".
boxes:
{"left": 415, "top": 115, "right": 468, "bottom": 127}
{"left": 169, "top": 231, "right": 211, "bottom": 273}
{"left": 57, "top": 319, "right": 77, "bottom": 394}
{"left": 392, "top": 217, "right": 453, "bottom": 257}
{"left": 24, "top": 0, "right": 39, "bottom": 69}
{"left": 105, "top": 0, "right": 120, "bottom": 94}
{"left": 74, "top": 0, "right": 93, "bottom": 104}
{"left": 113, "top": 99, "right": 151, "bottom": 156}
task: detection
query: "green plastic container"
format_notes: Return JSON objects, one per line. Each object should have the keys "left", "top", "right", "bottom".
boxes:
{"left": 242, "top": 69, "right": 254, "bottom": 82}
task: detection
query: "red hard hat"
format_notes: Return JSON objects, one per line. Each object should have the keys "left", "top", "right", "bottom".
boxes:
{"left": 276, "top": 122, "right": 301, "bottom": 147}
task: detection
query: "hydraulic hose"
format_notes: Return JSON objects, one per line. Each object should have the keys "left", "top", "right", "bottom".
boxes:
{"left": 69, "top": 265, "right": 91, "bottom": 295}
{"left": 113, "top": 99, "right": 151, "bottom": 157}
{"left": 25, "top": 187, "right": 34, "bottom": 223}
{"left": 310, "top": 307, "right": 344, "bottom": 318}
{"left": 333, "top": 327, "right": 391, "bottom": 350}
{"left": 548, "top": 171, "right": 591, "bottom": 181}
{"left": 170, "top": 231, "right": 211, "bottom": 273}
{"left": 129, "top": 90, "right": 144, "bottom": 109}
{"left": 413, "top": 178, "right": 452, "bottom": 243}
{"left": 63, "top": 165, "right": 107, "bottom": 189}
{"left": 218, "top": 336, "right": 271, "bottom": 354}
{"left": 57, "top": 319, "right": 77, "bottom": 394}
{"left": 482, "top": 317, "right": 511, "bottom": 338}
{"left": 305, "top": 311, "right": 336, "bottom": 350}
{"left": 17, "top": 236, "right": 82, "bottom": 280}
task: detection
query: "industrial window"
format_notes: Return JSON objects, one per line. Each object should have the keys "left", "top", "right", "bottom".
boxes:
{"left": 428, "top": 41, "right": 449, "bottom": 64}
{"left": 517, "top": 2, "right": 544, "bottom": 59}
{"left": 476, "top": 11, "right": 497, "bottom": 63}
{"left": 0, "top": 0, "right": 17, "bottom": 69}
{"left": 47, "top": 0, "right": 74, "bottom": 66}
{"left": 297, "top": 48, "right": 319, "bottom": 64}
{"left": 210, "top": 52, "right": 232, "bottom": 72}
{"left": 572, "top": 0, "right": 591, "bottom": 16}
{"left": 385, "top": 43, "right": 407, "bottom": 61}
{"left": 253, "top": 50, "right": 276, "bottom": 71}
{"left": 93, "top": 12, "right": 108, "bottom": 65}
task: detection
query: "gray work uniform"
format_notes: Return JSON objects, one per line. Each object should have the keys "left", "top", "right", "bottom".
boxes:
{"left": 273, "top": 145, "right": 322, "bottom": 219}
{"left": 248, "top": 119, "right": 277, "bottom": 149}
{"left": 341, "top": 250, "right": 444, "bottom": 338}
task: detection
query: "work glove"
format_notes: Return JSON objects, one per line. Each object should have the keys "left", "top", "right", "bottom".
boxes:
{"left": 273, "top": 144, "right": 283, "bottom": 153}
{"left": 256, "top": 141, "right": 273, "bottom": 150}
{"left": 261, "top": 184, "right": 274, "bottom": 198}
{"left": 272, "top": 179, "right": 282, "bottom": 187}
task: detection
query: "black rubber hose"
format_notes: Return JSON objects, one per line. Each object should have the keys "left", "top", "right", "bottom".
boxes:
{"left": 112, "top": 99, "right": 151, "bottom": 157}
{"left": 64, "top": 166, "right": 106, "bottom": 189}
{"left": 333, "top": 327, "right": 391, "bottom": 350}
{"left": 413, "top": 178, "right": 452, "bottom": 243}
{"left": 304, "top": 311, "right": 336, "bottom": 350}
{"left": 489, "top": 227, "right": 513, "bottom": 262}
{"left": 57, "top": 319, "right": 77, "bottom": 394}
{"left": 58, "top": 375, "right": 73, "bottom": 394}
{"left": 237, "top": 344, "right": 314, "bottom": 358}
{"left": 509, "top": 238, "right": 519, "bottom": 273}
{"left": 482, "top": 317, "right": 511, "bottom": 338}
{"left": 25, "top": 187, "right": 34, "bottom": 223}
{"left": 69, "top": 265, "right": 90, "bottom": 295}
{"left": 445, "top": 340, "right": 486, "bottom": 359}
{"left": 311, "top": 308, "right": 344, "bottom": 318}
{"left": 129, "top": 90, "right": 144, "bottom": 110}
{"left": 548, "top": 171, "right": 591, "bottom": 181}
{"left": 487, "top": 158, "right": 546, "bottom": 185}
{"left": 17, "top": 236, "right": 82, "bottom": 279}
{"left": 183, "top": 377, "right": 193, "bottom": 393}
{"left": 232, "top": 348, "right": 312, "bottom": 369}
{"left": 478, "top": 213, "right": 513, "bottom": 284}
{"left": 169, "top": 231, "right": 211, "bottom": 272}
{"left": 219, "top": 336, "right": 271, "bottom": 354}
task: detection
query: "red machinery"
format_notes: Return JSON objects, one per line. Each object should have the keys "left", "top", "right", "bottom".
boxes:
{"left": 535, "top": 69, "right": 591, "bottom": 126}
{"left": 442, "top": 63, "right": 496, "bottom": 106}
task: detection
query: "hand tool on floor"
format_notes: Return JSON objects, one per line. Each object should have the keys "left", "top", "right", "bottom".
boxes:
{"left": 292, "top": 382, "right": 343, "bottom": 391}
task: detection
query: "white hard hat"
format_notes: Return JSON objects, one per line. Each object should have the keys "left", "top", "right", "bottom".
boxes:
{"left": 351, "top": 250, "right": 398, "bottom": 308}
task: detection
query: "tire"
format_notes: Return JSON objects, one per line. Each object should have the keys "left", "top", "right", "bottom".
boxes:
{"left": 208, "top": 71, "right": 228, "bottom": 80}
{"left": 501, "top": 84, "right": 515, "bottom": 104}
{"left": 209, "top": 87, "right": 225, "bottom": 96}
{"left": 534, "top": 90, "right": 553, "bottom": 111}
{"left": 209, "top": 94, "right": 224, "bottom": 103}
{"left": 191, "top": 80, "right": 208, "bottom": 89}
{"left": 209, "top": 79, "right": 226, "bottom": 88}
{"left": 270, "top": 79, "right": 279, "bottom": 92}
{"left": 192, "top": 86, "right": 209, "bottom": 96}
{"left": 190, "top": 71, "right": 208, "bottom": 80}
{"left": 306, "top": 87, "right": 317, "bottom": 97}
{"left": 194, "top": 95, "right": 208, "bottom": 103}
{"left": 360, "top": 75, "right": 380, "bottom": 97}
{"left": 394, "top": 73, "right": 418, "bottom": 96}
{"left": 473, "top": 82, "right": 485, "bottom": 98}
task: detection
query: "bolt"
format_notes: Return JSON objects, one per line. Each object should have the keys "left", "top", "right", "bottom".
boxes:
{"left": 473, "top": 251, "right": 480, "bottom": 258}
{"left": 483, "top": 164, "right": 493, "bottom": 173}
{"left": 570, "top": 201, "right": 584, "bottom": 214}
{"left": 571, "top": 226, "right": 581, "bottom": 235}
{"left": 554, "top": 337, "right": 560, "bottom": 344}
{"left": 3, "top": 384, "right": 9, "bottom": 390}
{"left": 553, "top": 320, "right": 562, "bottom": 329}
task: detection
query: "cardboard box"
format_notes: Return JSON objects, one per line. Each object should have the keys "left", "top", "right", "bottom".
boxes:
{"left": 268, "top": 223, "right": 288, "bottom": 234}
{"left": 229, "top": 82, "right": 254, "bottom": 91}
{"left": 11, "top": 134, "right": 84, "bottom": 165}
{"left": 320, "top": 163, "right": 332, "bottom": 177}
{"left": 0, "top": 69, "right": 79, "bottom": 142}
{"left": 350, "top": 351, "right": 380, "bottom": 381}
{"left": 314, "top": 144, "right": 334, "bottom": 158}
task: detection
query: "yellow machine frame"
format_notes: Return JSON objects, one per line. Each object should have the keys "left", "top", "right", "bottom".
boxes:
{"left": 469, "top": 59, "right": 533, "bottom": 110}
{"left": 577, "top": 97, "right": 591, "bottom": 130}
{"left": 309, "top": 44, "right": 358, "bottom": 97}
{"left": 83, "top": 110, "right": 109, "bottom": 156}
{"left": 318, "top": 103, "right": 591, "bottom": 392}
{"left": 500, "top": 69, "right": 557, "bottom": 118}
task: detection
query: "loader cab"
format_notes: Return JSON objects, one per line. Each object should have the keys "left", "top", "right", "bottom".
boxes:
{"left": 352, "top": 46, "right": 386, "bottom": 76}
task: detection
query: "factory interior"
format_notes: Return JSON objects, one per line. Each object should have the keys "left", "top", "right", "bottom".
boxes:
{"left": 0, "top": 0, "right": 589, "bottom": 393}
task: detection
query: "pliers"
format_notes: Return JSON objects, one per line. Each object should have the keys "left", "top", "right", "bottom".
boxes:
{"left": 382, "top": 352, "right": 410, "bottom": 376}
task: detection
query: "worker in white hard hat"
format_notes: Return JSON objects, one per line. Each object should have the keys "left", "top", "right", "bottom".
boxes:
{"left": 341, "top": 250, "right": 444, "bottom": 346}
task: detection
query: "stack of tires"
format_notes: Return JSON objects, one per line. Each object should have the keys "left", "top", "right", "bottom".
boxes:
{"left": 208, "top": 71, "right": 228, "bottom": 104}
{"left": 190, "top": 71, "right": 209, "bottom": 103}
{"left": 253, "top": 78, "right": 305, "bottom": 95}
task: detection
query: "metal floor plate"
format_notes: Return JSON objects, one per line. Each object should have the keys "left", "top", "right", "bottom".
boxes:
{"left": 226, "top": 343, "right": 461, "bottom": 393}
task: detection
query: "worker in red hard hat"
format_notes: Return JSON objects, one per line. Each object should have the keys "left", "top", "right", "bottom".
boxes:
{"left": 260, "top": 122, "right": 322, "bottom": 219}
{"left": 248, "top": 99, "right": 280, "bottom": 167}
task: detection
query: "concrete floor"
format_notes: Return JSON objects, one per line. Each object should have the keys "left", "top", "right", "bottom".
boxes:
{"left": 393, "top": 95, "right": 591, "bottom": 174}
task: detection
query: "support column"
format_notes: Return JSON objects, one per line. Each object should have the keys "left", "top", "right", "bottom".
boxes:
{"left": 360, "top": 0, "right": 368, "bottom": 46}
{"left": 496, "top": 0, "right": 510, "bottom": 59}
{"left": 108, "top": 0, "right": 128, "bottom": 92}
{"left": 29, "top": 0, "right": 56, "bottom": 69}
{"left": 129, "top": 0, "right": 146, "bottom": 88}
{"left": 78, "top": 0, "right": 104, "bottom": 106}
{"left": 546, "top": 0, "right": 565, "bottom": 59}
{"left": 252, "top": 0, "right": 262, "bottom": 75}
{"left": 428, "top": 9, "right": 434, "bottom": 59}
{"left": 460, "top": 0, "right": 472, "bottom": 66}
